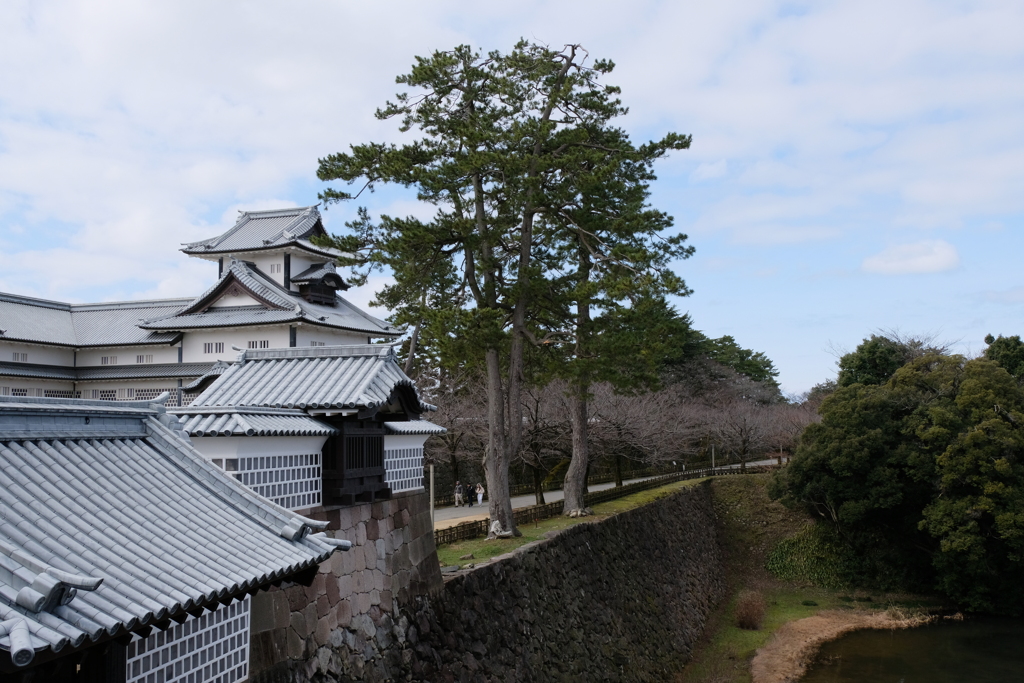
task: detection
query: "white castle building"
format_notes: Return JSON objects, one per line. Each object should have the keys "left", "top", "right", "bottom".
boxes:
{"left": 0, "top": 206, "right": 442, "bottom": 512}
{"left": 0, "top": 206, "right": 398, "bottom": 405}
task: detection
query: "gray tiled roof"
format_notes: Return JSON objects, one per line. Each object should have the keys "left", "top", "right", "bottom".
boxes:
{"left": 140, "top": 260, "right": 397, "bottom": 337}
{"left": 190, "top": 345, "right": 435, "bottom": 412}
{"left": 290, "top": 261, "right": 345, "bottom": 287}
{"left": 0, "top": 395, "right": 349, "bottom": 668}
{"left": 0, "top": 362, "right": 212, "bottom": 383}
{"left": 384, "top": 420, "right": 447, "bottom": 436}
{"left": 0, "top": 361, "right": 77, "bottom": 381}
{"left": 0, "top": 293, "right": 185, "bottom": 348}
{"left": 76, "top": 362, "right": 213, "bottom": 382}
{"left": 180, "top": 206, "right": 341, "bottom": 258}
{"left": 181, "top": 361, "right": 231, "bottom": 392}
{"left": 172, "top": 406, "right": 338, "bottom": 437}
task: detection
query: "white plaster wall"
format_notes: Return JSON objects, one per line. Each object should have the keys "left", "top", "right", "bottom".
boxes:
{"left": 76, "top": 346, "right": 178, "bottom": 366}
{"left": 188, "top": 435, "right": 328, "bottom": 459}
{"left": 0, "top": 341, "right": 75, "bottom": 366}
{"left": 180, "top": 327, "right": 290, "bottom": 363}
{"left": 384, "top": 434, "right": 431, "bottom": 451}
{"left": 209, "top": 291, "right": 263, "bottom": 308}
{"left": 294, "top": 326, "right": 368, "bottom": 347}
{"left": 250, "top": 254, "right": 285, "bottom": 286}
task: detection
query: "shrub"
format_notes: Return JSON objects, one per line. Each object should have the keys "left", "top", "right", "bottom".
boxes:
{"left": 735, "top": 590, "right": 766, "bottom": 630}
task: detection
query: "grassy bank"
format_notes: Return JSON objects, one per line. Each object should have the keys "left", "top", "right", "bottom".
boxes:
{"left": 676, "top": 475, "right": 940, "bottom": 683}
{"left": 435, "top": 477, "right": 707, "bottom": 568}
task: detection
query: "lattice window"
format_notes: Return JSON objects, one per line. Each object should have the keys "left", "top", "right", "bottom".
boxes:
{"left": 137, "top": 354, "right": 154, "bottom": 363}
{"left": 12, "top": 352, "right": 28, "bottom": 362}
{"left": 43, "top": 390, "right": 80, "bottom": 399}
{"left": 125, "top": 596, "right": 249, "bottom": 683}
{"left": 220, "top": 453, "right": 322, "bottom": 511}
{"left": 385, "top": 447, "right": 425, "bottom": 493}
{"left": 117, "top": 388, "right": 136, "bottom": 399}
{"left": 203, "top": 342, "right": 224, "bottom": 354}
{"left": 247, "top": 340, "right": 270, "bottom": 350}
{"left": 269, "top": 263, "right": 282, "bottom": 274}
{"left": 135, "top": 388, "right": 172, "bottom": 401}
{"left": 309, "top": 341, "right": 325, "bottom": 347}
{"left": 101, "top": 356, "right": 117, "bottom": 365}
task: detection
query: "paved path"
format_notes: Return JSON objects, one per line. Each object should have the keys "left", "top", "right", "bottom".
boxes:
{"left": 431, "top": 458, "right": 786, "bottom": 530}
{"left": 432, "top": 477, "right": 656, "bottom": 529}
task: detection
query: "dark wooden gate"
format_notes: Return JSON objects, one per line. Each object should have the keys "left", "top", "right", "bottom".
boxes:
{"left": 322, "top": 420, "right": 391, "bottom": 505}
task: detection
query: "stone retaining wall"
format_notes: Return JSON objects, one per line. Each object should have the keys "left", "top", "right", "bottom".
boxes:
{"left": 249, "top": 490, "right": 444, "bottom": 680}
{"left": 254, "top": 482, "right": 725, "bottom": 682}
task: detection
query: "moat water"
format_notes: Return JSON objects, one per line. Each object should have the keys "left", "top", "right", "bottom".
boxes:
{"left": 801, "top": 617, "right": 1024, "bottom": 682}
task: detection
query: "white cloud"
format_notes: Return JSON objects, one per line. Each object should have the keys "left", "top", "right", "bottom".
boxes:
{"left": 862, "top": 240, "right": 961, "bottom": 275}
{"left": 690, "top": 159, "right": 728, "bottom": 181}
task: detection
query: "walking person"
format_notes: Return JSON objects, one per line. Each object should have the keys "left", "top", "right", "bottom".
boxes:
{"left": 454, "top": 481, "right": 464, "bottom": 507}
{"left": 475, "top": 482, "right": 485, "bottom": 507}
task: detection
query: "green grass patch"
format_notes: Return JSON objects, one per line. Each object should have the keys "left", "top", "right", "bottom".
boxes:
{"left": 435, "top": 477, "right": 706, "bottom": 568}
{"left": 678, "top": 587, "right": 888, "bottom": 683}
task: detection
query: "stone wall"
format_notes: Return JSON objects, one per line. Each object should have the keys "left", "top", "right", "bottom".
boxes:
{"left": 255, "top": 481, "right": 725, "bottom": 683}
{"left": 249, "top": 490, "right": 444, "bottom": 680}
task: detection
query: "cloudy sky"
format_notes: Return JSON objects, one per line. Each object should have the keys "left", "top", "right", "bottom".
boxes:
{"left": 1, "top": 0, "right": 1022, "bottom": 394}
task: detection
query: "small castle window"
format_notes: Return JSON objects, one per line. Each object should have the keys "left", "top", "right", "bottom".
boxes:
{"left": 203, "top": 342, "right": 224, "bottom": 354}
{"left": 101, "top": 356, "right": 117, "bottom": 365}
{"left": 136, "top": 354, "right": 154, "bottom": 364}
{"left": 247, "top": 340, "right": 270, "bottom": 349}
{"left": 12, "top": 352, "right": 28, "bottom": 362}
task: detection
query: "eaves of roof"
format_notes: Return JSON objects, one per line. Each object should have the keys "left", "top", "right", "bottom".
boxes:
{"left": 0, "top": 362, "right": 214, "bottom": 383}
{"left": 75, "top": 362, "right": 215, "bottom": 382}
{"left": 0, "top": 361, "right": 77, "bottom": 381}
{"left": 172, "top": 407, "right": 338, "bottom": 437}
{"left": 384, "top": 420, "right": 448, "bottom": 436}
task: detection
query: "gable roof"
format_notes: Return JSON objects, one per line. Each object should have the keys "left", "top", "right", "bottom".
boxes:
{"left": 189, "top": 345, "right": 435, "bottom": 413}
{"left": 0, "top": 293, "right": 186, "bottom": 348}
{"left": 139, "top": 260, "right": 398, "bottom": 337}
{"left": 0, "top": 395, "right": 349, "bottom": 670}
{"left": 181, "top": 206, "right": 342, "bottom": 259}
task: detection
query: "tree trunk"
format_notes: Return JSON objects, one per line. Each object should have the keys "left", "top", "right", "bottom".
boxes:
{"left": 562, "top": 233, "right": 592, "bottom": 515}
{"left": 532, "top": 463, "right": 545, "bottom": 506}
{"left": 484, "top": 347, "right": 516, "bottom": 537}
{"left": 614, "top": 452, "right": 623, "bottom": 487}
{"left": 448, "top": 449, "right": 460, "bottom": 492}
{"left": 563, "top": 392, "right": 589, "bottom": 514}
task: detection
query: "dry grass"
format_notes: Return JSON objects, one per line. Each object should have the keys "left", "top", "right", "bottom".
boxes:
{"left": 735, "top": 590, "right": 767, "bottom": 630}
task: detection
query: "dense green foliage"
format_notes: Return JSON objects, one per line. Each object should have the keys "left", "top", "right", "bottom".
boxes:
{"left": 771, "top": 350, "right": 1024, "bottom": 614}
{"left": 765, "top": 524, "right": 849, "bottom": 590}
{"left": 984, "top": 333, "right": 1024, "bottom": 381}
{"left": 702, "top": 334, "right": 780, "bottom": 387}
